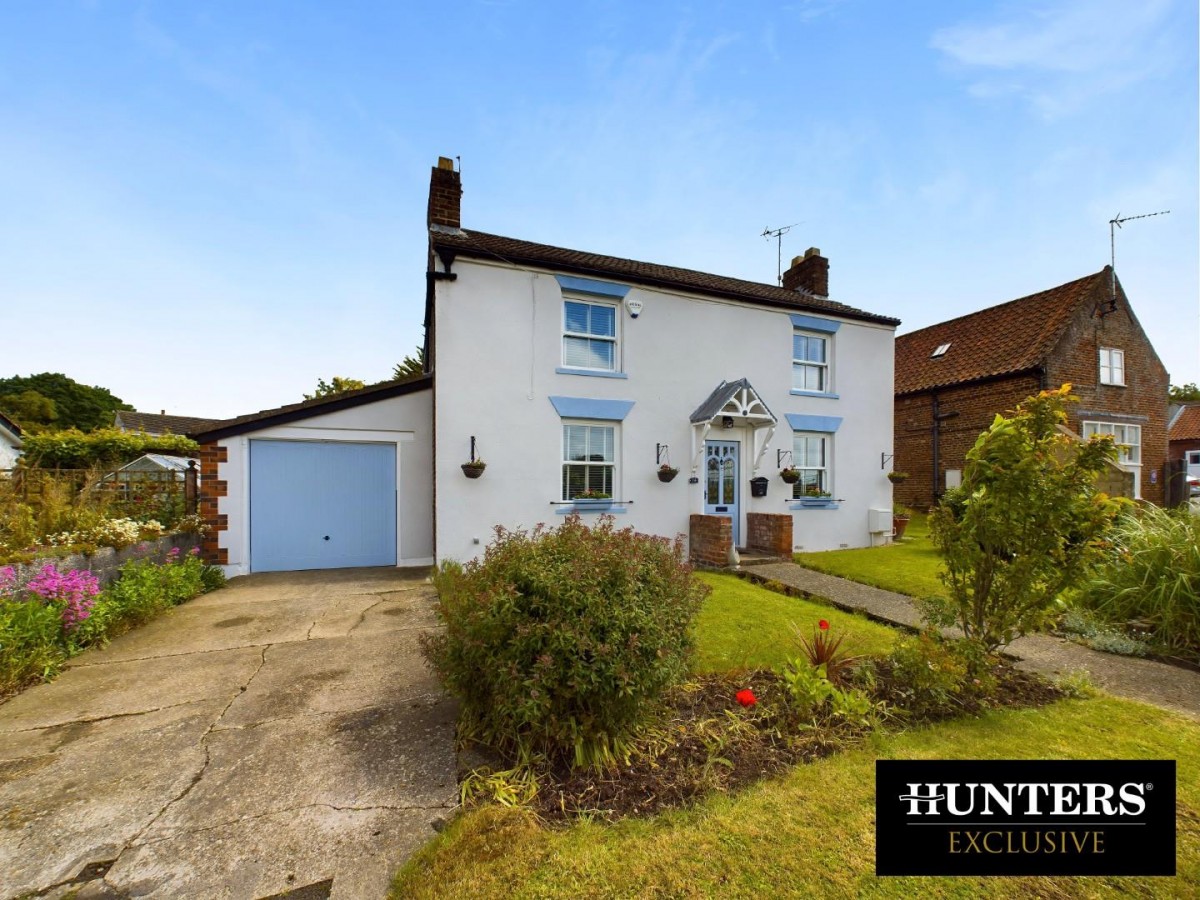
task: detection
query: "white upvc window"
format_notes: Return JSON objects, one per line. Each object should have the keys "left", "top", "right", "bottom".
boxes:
{"left": 1099, "top": 347, "right": 1125, "bottom": 386}
{"left": 792, "top": 432, "right": 831, "bottom": 498}
{"left": 792, "top": 331, "right": 830, "bottom": 393}
{"left": 563, "top": 299, "right": 618, "bottom": 371}
{"left": 1083, "top": 420, "right": 1142, "bottom": 497}
{"left": 562, "top": 422, "right": 616, "bottom": 500}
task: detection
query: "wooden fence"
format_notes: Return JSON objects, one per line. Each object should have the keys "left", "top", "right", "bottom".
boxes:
{"left": 0, "top": 463, "right": 198, "bottom": 522}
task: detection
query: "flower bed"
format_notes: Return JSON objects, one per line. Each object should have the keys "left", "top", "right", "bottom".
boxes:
{"left": 0, "top": 540, "right": 222, "bottom": 697}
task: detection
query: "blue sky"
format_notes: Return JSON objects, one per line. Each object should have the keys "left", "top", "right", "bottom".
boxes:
{"left": 2, "top": 0, "right": 1196, "bottom": 419}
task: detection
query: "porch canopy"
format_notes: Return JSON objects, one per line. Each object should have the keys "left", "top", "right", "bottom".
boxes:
{"left": 689, "top": 378, "right": 777, "bottom": 475}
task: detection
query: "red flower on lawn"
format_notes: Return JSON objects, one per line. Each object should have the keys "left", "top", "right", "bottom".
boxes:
{"left": 736, "top": 689, "right": 757, "bottom": 708}
{"left": 818, "top": 619, "right": 830, "bottom": 631}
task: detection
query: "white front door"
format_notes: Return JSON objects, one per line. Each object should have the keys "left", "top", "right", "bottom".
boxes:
{"left": 704, "top": 440, "right": 740, "bottom": 546}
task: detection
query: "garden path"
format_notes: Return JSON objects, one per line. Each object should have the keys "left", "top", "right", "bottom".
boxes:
{"left": 748, "top": 562, "right": 1200, "bottom": 722}
{"left": 0, "top": 567, "right": 455, "bottom": 900}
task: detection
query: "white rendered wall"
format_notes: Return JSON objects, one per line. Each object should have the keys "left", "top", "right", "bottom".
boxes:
{"left": 0, "top": 433, "right": 20, "bottom": 469}
{"left": 217, "top": 388, "right": 433, "bottom": 576}
{"left": 433, "top": 258, "right": 895, "bottom": 562}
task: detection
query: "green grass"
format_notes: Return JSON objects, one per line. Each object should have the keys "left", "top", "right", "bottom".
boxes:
{"left": 392, "top": 697, "right": 1200, "bottom": 898}
{"left": 794, "top": 513, "right": 946, "bottom": 599}
{"left": 691, "top": 572, "right": 898, "bottom": 672}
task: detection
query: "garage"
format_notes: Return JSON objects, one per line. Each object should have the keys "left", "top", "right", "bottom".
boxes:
{"left": 249, "top": 439, "right": 397, "bottom": 572}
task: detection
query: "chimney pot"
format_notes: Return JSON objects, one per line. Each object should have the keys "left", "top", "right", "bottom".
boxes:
{"left": 804, "top": 246, "right": 821, "bottom": 259}
{"left": 437, "top": 156, "right": 455, "bottom": 171}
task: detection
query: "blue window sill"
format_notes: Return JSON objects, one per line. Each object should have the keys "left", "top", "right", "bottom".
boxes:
{"left": 556, "top": 367, "right": 629, "bottom": 379}
{"left": 555, "top": 501, "right": 628, "bottom": 514}
{"left": 788, "top": 501, "right": 839, "bottom": 510}
{"left": 790, "top": 390, "right": 839, "bottom": 399}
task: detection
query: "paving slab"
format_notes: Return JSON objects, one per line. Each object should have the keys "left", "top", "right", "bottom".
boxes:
{"left": 0, "top": 567, "right": 454, "bottom": 900}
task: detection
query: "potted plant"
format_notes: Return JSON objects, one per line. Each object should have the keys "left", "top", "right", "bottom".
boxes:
{"left": 887, "top": 471, "right": 909, "bottom": 484}
{"left": 779, "top": 467, "right": 800, "bottom": 484}
{"left": 657, "top": 464, "right": 679, "bottom": 483}
{"left": 461, "top": 459, "right": 486, "bottom": 479}
{"left": 893, "top": 502, "right": 912, "bottom": 539}
{"left": 573, "top": 490, "right": 613, "bottom": 510}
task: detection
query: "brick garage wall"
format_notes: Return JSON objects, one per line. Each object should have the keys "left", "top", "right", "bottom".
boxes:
{"left": 689, "top": 514, "right": 731, "bottom": 568}
{"left": 1169, "top": 439, "right": 1200, "bottom": 462}
{"left": 198, "top": 442, "right": 228, "bottom": 565}
{"left": 1045, "top": 298, "right": 1170, "bottom": 505}
{"left": 894, "top": 374, "right": 1042, "bottom": 510}
{"left": 746, "top": 513, "right": 792, "bottom": 558}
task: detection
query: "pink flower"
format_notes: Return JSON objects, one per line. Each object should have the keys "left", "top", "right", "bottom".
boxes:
{"left": 736, "top": 689, "right": 757, "bottom": 708}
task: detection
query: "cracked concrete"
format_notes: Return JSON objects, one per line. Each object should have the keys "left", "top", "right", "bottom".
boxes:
{"left": 0, "top": 566, "right": 455, "bottom": 900}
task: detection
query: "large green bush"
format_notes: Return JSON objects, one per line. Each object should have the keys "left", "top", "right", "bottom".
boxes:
{"left": 422, "top": 516, "right": 710, "bottom": 768}
{"left": 19, "top": 428, "right": 198, "bottom": 469}
{"left": 1077, "top": 504, "right": 1200, "bottom": 656}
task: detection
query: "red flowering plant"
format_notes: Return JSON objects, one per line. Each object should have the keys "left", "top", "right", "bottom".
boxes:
{"left": 792, "top": 618, "right": 862, "bottom": 685}
{"left": 735, "top": 688, "right": 757, "bottom": 708}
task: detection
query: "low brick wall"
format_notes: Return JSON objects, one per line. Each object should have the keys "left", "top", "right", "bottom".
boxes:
{"left": 3, "top": 532, "right": 201, "bottom": 592}
{"left": 746, "top": 513, "right": 792, "bottom": 558}
{"left": 689, "top": 514, "right": 732, "bottom": 569}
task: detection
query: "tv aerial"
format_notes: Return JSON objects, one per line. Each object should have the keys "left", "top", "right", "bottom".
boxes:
{"left": 762, "top": 223, "right": 800, "bottom": 285}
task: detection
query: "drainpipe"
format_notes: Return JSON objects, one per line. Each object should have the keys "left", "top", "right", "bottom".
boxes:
{"left": 931, "top": 394, "right": 959, "bottom": 505}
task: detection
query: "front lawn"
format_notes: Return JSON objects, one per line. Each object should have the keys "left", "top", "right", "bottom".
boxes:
{"left": 691, "top": 572, "right": 897, "bottom": 672}
{"left": 794, "top": 512, "right": 945, "bottom": 599}
{"left": 394, "top": 568, "right": 1199, "bottom": 897}
{"left": 394, "top": 697, "right": 1199, "bottom": 898}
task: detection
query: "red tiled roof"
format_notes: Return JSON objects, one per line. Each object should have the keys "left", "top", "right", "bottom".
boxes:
{"left": 895, "top": 270, "right": 1110, "bottom": 395}
{"left": 1171, "top": 404, "right": 1200, "bottom": 442}
{"left": 431, "top": 228, "right": 900, "bottom": 327}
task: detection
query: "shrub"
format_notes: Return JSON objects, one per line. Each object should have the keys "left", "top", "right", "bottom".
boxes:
{"left": 0, "top": 567, "right": 67, "bottom": 693}
{"left": 422, "top": 515, "right": 710, "bottom": 768}
{"left": 1076, "top": 504, "right": 1200, "bottom": 656}
{"left": 20, "top": 428, "right": 198, "bottom": 469}
{"left": 1059, "top": 607, "right": 1149, "bottom": 658}
{"left": 792, "top": 619, "right": 861, "bottom": 685}
{"left": 780, "top": 658, "right": 878, "bottom": 728}
{"left": 926, "top": 385, "right": 1126, "bottom": 650}
{"left": 880, "top": 632, "right": 997, "bottom": 719}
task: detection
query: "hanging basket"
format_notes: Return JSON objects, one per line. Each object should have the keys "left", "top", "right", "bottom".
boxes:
{"left": 658, "top": 467, "right": 679, "bottom": 483}
{"left": 887, "top": 471, "right": 909, "bottom": 484}
{"left": 779, "top": 469, "right": 800, "bottom": 484}
{"left": 461, "top": 462, "right": 486, "bottom": 479}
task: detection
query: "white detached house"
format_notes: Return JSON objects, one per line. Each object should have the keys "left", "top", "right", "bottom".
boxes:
{"left": 193, "top": 158, "right": 899, "bottom": 575}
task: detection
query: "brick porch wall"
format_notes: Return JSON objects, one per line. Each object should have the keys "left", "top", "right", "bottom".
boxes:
{"left": 689, "top": 514, "right": 732, "bottom": 568}
{"left": 745, "top": 512, "right": 792, "bottom": 558}
{"left": 198, "top": 442, "right": 228, "bottom": 565}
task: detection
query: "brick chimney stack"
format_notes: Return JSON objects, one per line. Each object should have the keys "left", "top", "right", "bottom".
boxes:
{"left": 782, "top": 247, "right": 829, "bottom": 297}
{"left": 427, "top": 156, "right": 462, "bottom": 229}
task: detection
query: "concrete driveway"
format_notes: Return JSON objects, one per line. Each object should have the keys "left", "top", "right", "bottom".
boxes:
{"left": 0, "top": 568, "right": 456, "bottom": 899}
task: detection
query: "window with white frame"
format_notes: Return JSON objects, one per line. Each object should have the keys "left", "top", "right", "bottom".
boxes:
{"left": 562, "top": 422, "right": 616, "bottom": 499}
{"left": 792, "top": 331, "right": 829, "bottom": 393}
{"left": 1082, "top": 420, "right": 1142, "bottom": 496}
{"left": 792, "top": 432, "right": 831, "bottom": 497}
{"left": 563, "top": 299, "right": 618, "bottom": 371}
{"left": 1099, "top": 347, "right": 1125, "bottom": 386}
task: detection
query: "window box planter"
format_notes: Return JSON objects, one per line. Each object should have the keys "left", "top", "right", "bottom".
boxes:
{"left": 572, "top": 499, "right": 614, "bottom": 511}
{"left": 798, "top": 496, "right": 835, "bottom": 508}
{"left": 461, "top": 462, "right": 486, "bottom": 479}
{"left": 657, "top": 467, "right": 679, "bottom": 483}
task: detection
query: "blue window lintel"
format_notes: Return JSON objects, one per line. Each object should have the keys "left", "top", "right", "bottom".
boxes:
{"left": 556, "top": 274, "right": 631, "bottom": 299}
{"left": 790, "top": 314, "right": 841, "bottom": 333}
{"left": 549, "top": 396, "right": 635, "bottom": 421}
{"left": 786, "top": 413, "right": 843, "bottom": 432}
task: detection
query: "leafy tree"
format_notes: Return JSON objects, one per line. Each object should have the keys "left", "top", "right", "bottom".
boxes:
{"left": 1170, "top": 383, "right": 1200, "bottom": 403}
{"left": 393, "top": 346, "right": 426, "bottom": 379}
{"left": 0, "top": 390, "right": 57, "bottom": 432}
{"left": 925, "top": 385, "right": 1126, "bottom": 651}
{"left": 0, "top": 373, "right": 131, "bottom": 432}
{"left": 303, "top": 376, "right": 366, "bottom": 401}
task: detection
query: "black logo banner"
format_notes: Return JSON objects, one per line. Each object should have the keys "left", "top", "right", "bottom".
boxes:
{"left": 876, "top": 760, "right": 1176, "bottom": 876}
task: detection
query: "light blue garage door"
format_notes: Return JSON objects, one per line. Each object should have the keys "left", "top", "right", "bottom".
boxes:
{"left": 250, "top": 440, "right": 397, "bottom": 572}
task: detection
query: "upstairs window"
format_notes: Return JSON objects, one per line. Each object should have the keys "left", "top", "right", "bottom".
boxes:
{"left": 562, "top": 422, "right": 615, "bottom": 500}
{"left": 1099, "top": 347, "right": 1125, "bottom": 386}
{"left": 792, "top": 332, "right": 829, "bottom": 393}
{"left": 563, "top": 299, "right": 617, "bottom": 371}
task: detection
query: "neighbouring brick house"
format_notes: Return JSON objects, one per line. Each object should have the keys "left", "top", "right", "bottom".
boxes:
{"left": 893, "top": 268, "right": 1169, "bottom": 508}
{"left": 1169, "top": 403, "right": 1200, "bottom": 483}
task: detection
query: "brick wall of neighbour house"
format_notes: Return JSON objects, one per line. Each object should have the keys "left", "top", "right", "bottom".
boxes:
{"left": 745, "top": 513, "right": 793, "bottom": 559}
{"left": 894, "top": 374, "right": 1043, "bottom": 510}
{"left": 1169, "top": 439, "right": 1200, "bottom": 462}
{"left": 689, "top": 514, "right": 732, "bottom": 568}
{"left": 1044, "top": 298, "right": 1170, "bottom": 505}
{"left": 198, "top": 442, "right": 228, "bottom": 565}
